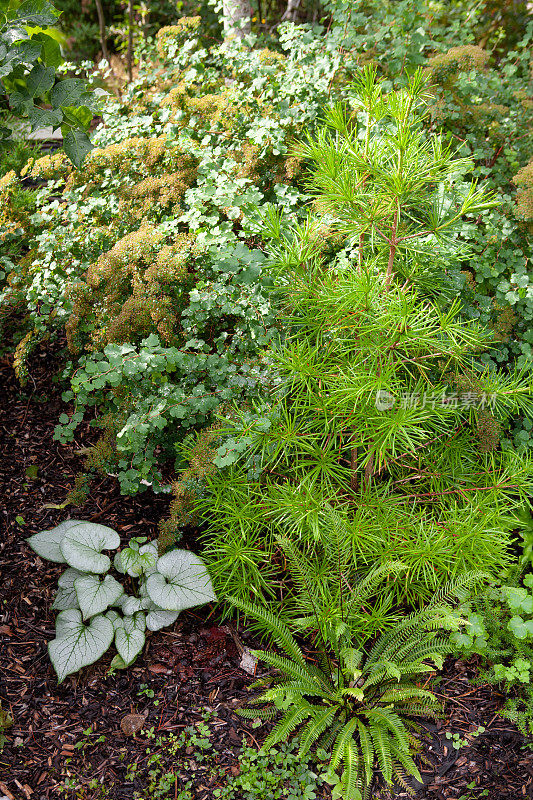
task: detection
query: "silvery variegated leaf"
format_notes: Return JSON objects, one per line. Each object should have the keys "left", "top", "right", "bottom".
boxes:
{"left": 145, "top": 605, "right": 180, "bottom": 632}
{"left": 146, "top": 550, "right": 216, "bottom": 612}
{"left": 74, "top": 573, "right": 124, "bottom": 620}
{"left": 114, "top": 551, "right": 125, "bottom": 574}
{"left": 105, "top": 609, "right": 124, "bottom": 631}
{"left": 27, "top": 520, "right": 88, "bottom": 563}
{"left": 114, "top": 611, "right": 146, "bottom": 666}
{"left": 115, "top": 594, "right": 151, "bottom": 616}
{"left": 59, "top": 522, "right": 120, "bottom": 573}
{"left": 52, "top": 567, "right": 86, "bottom": 611}
{"left": 48, "top": 609, "right": 114, "bottom": 683}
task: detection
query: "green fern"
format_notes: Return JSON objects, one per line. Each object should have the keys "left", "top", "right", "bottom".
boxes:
{"left": 229, "top": 593, "right": 451, "bottom": 799}
{"left": 500, "top": 696, "right": 533, "bottom": 737}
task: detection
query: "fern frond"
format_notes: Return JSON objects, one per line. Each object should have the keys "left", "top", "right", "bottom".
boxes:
{"left": 235, "top": 706, "right": 278, "bottom": 720}
{"left": 255, "top": 683, "right": 327, "bottom": 705}
{"left": 391, "top": 765, "right": 416, "bottom": 796}
{"left": 298, "top": 706, "right": 337, "bottom": 757}
{"left": 319, "top": 716, "right": 344, "bottom": 752}
{"left": 365, "top": 606, "right": 446, "bottom": 666}
{"left": 343, "top": 561, "right": 407, "bottom": 615}
{"left": 391, "top": 636, "right": 450, "bottom": 667}
{"left": 401, "top": 703, "right": 443, "bottom": 719}
{"left": 378, "top": 687, "right": 437, "bottom": 705}
{"left": 261, "top": 703, "right": 313, "bottom": 750}
{"left": 426, "top": 572, "right": 487, "bottom": 609}
{"left": 369, "top": 722, "right": 393, "bottom": 785}
{"left": 227, "top": 595, "right": 307, "bottom": 666}
{"left": 356, "top": 719, "right": 374, "bottom": 788}
{"left": 389, "top": 739, "right": 421, "bottom": 784}
{"left": 330, "top": 717, "right": 359, "bottom": 770}
{"left": 343, "top": 740, "right": 363, "bottom": 800}
{"left": 250, "top": 649, "right": 331, "bottom": 689}
{"left": 366, "top": 708, "right": 411, "bottom": 753}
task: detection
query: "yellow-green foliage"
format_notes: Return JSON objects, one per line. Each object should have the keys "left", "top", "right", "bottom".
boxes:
{"left": 159, "top": 426, "right": 218, "bottom": 552}
{"left": 0, "top": 171, "right": 24, "bottom": 240}
{"left": 67, "top": 136, "right": 198, "bottom": 218}
{"left": 21, "top": 152, "right": 70, "bottom": 181}
{"left": 425, "top": 45, "right": 495, "bottom": 125}
{"left": 155, "top": 17, "right": 201, "bottom": 59}
{"left": 513, "top": 158, "right": 533, "bottom": 220}
{"left": 67, "top": 226, "right": 195, "bottom": 353}
{"left": 426, "top": 45, "right": 489, "bottom": 84}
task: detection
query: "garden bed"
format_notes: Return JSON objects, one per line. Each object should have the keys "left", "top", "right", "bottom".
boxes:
{"left": 0, "top": 350, "right": 532, "bottom": 800}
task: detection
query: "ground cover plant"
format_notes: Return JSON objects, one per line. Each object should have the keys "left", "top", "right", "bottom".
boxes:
{"left": 27, "top": 519, "right": 216, "bottom": 680}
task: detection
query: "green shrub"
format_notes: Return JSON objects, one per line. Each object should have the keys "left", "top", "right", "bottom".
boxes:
{"left": 0, "top": 19, "right": 356, "bottom": 495}
{"left": 54, "top": 245, "right": 277, "bottom": 494}
{"left": 189, "top": 68, "right": 533, "bottom": 610}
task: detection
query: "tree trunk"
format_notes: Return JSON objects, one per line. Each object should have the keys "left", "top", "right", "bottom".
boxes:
{"left": 281, "top": 0, "right": 301, "bottom": 22}
{"left": 127, "top": 0, "right": 134, "bottom": 83}
{"left": 94, "top": 0, "right": 111, "bottom": 68}
{"left": 222, "top": 0, "right": 252, "bottom": 40}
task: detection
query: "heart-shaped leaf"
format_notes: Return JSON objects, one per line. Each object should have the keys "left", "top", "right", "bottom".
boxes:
{"left": 105, "top": 610, "right": 124, "bottom": 631}
{"left": 49, "top": 609, "right": 114, "bottom": 683}
{"left": 52, "top": 567, "right": 86, "bottom": 611}
{"left": 114, "top": 612, "right": 146, "bottom": 666}
{"left": 114, "top": 551, "right": 125, "bottom": 574}
{"left": 145, "top": 606, "right": 180, "bottom": 632}
{"left": 74, "top": 574, "right": 124, "bottom": 620}
{"left": 60, "top": 522, "right": 120, "bottom": 573}
{"left": 27, "top": 520, "right": 87, "bottom": 563}
{"left": 120, "top": 541, "right": 158, "bottom": 577}
{"left": 115, "top": 594, "right": 151, "bottom": 616}
{"left": 146, "top": 550, "right": 216, "bottom": 612}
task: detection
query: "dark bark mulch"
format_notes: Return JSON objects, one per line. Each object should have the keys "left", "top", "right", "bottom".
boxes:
{"left": 0, "top": 347, "right": 532, "bottom": 799}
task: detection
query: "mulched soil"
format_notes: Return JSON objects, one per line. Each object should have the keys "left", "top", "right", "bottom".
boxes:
{"left": 0, "top": 345, "right": 532, "bottom": 800}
